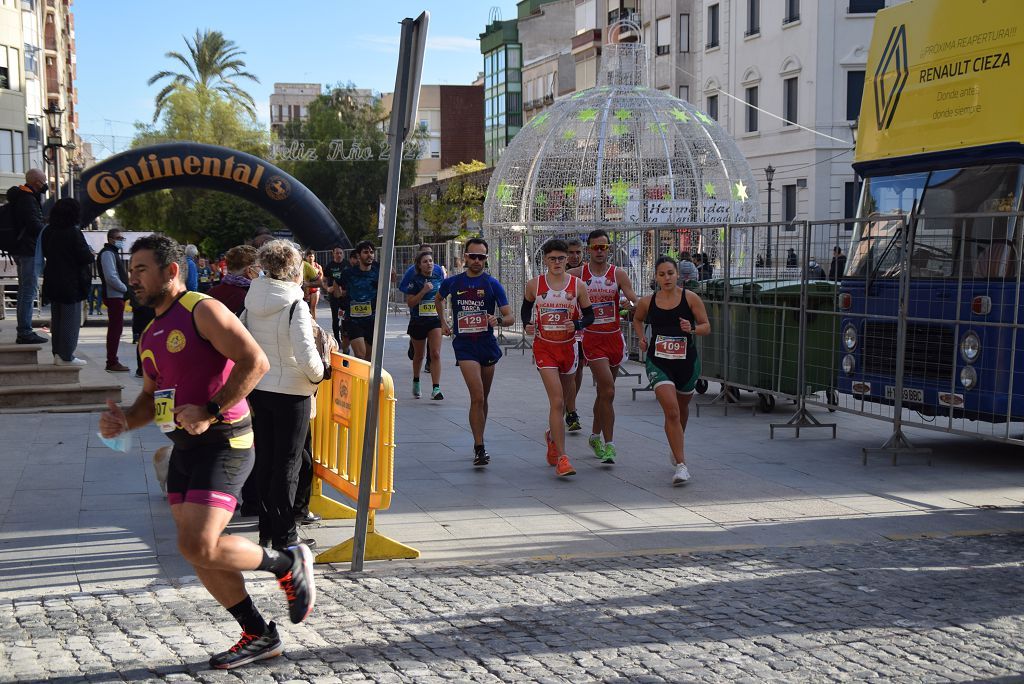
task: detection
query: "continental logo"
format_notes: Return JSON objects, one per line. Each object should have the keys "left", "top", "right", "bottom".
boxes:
{"left": 873, "top": 24, "right": 909, "bottom": 131}
{"left": 86, "top": 153, "right": 269, "bottom": 205}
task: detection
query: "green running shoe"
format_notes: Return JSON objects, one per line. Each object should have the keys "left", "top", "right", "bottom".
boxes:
{"left": 599, "top": 443, "right": 616, "bottom": 465}
{"left": 588, "top": 435, "right": 604, "bottom": 458}
{"left": 413, "top": 380, "right": 421, "bottom": 398}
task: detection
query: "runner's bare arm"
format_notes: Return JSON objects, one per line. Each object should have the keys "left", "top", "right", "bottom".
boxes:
{"left": 178, "top": 298, "right": 270, "bottom": 431}
{"left": 576, "top": 280, "right": 592, "bottom": 309}
{"left": 616, "top": 269, "right": 640, "bottom": 307}
{"left": 99, "top": 374, "right": 157, "bottom": 437}
{"left": 406, "top": 280, "right": 433, "bottom": 306}
{"left": 686, "top": 290, "right": 711, "bottom": 336}
{"left": 633, "top": 296, "right": 651, "bottom": 352}
{"left": 497, "top": 304, "right": 513, "bottom": 327}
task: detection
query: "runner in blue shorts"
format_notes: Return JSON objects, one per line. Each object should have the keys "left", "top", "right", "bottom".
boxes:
{"left": 436, "top": 237, "right": 513, "bottom": 467}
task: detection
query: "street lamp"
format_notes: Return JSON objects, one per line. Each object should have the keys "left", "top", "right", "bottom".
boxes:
{"left": 765, "top": 164, "right": 775, "bottom": 266}
{"left": 44, "top": 102, "right": 65, "bottom": 200}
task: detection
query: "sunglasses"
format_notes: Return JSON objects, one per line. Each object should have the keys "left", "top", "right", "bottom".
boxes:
{"left": 465, "top": 253, "right": 488, "bottom": 261}
{"left": 589, "top": 244, "right": 610, "bottom": 251}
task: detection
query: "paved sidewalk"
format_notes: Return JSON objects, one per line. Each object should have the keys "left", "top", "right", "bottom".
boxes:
{"left": 1, "top": 312, "right": 1023, "bottom": 598}
{"left": 1, "top": 533, "right": 1022, "bottom": 682}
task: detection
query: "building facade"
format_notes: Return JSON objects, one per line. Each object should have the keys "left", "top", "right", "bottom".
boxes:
{"left": 0, "top": 0, "right": 79, "bottom": 195}
{"left": 269, "top": 83, "right": 320, "bottom": 136}
{"left": 479, "top": 14, "right": 523, "bottom": 166}
{"left": 382, "top": 84, "right": 484, "bottom": 187}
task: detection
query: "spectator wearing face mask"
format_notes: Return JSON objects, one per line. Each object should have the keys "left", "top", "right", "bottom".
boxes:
{"left": 96, "top": 229, "right": 130, "bottom": 372}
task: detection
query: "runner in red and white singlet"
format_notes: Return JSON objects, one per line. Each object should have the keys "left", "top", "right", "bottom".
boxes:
{"left": 522, "top": 239, "right": 594, "bottom": 478}
{"left": 564, "top": 238, "right": 585, "bottom": 433}
{"left": 569, "top": 229, "right": 639, "bottom": 465}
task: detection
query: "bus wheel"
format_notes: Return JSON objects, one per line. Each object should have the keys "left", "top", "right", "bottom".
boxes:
{"left": 758, "top": 393, "right": 776, "bottom": 413}
{"left": 826, "top": 389, "right": 839, "bottom": 412}
{"left": 695, "top": 379, "right": 708, "bottom": 395}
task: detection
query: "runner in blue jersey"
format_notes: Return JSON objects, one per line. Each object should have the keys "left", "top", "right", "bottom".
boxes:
{"left": 399, "top": 243, "right": 445, "bottom": 374}
{"left": 404, "top": 251, "right": 446, "bottom": 399}
{"left": 338, "top": 240, "right": 380, "bottom": 361}
{"left": 435, "top": 237, "right": 512, "bottom": 467}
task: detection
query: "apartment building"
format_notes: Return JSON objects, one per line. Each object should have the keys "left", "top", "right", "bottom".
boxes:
{"left": 695, "top": 0, "right": 890, "bottom": 229}
{"left": 269, "top": 83, "right": 321, "bottom": 136}
{"left": 0, "top": 0, "right": 79, "bottom": 194}
{"left": 381, "top": 85, "right": 484, "bottom": 186}
{"left": 519, "top": 0, "right": 575, "bottom": 124}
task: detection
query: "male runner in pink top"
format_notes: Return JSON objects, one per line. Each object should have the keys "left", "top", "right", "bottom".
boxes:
{"left": 99, "top": 234, "right": 315, "bottom": 670}
{"left": 522, "top": 239, "right": 594, "bottom": 478}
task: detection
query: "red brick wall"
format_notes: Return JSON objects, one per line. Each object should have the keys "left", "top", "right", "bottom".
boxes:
{"left": 440, "top": 86, "right": 485, "bottom": 168}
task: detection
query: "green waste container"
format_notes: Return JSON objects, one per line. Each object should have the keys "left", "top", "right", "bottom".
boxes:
{"left": 694, "top": 278, "right": 839, "bottom": 406}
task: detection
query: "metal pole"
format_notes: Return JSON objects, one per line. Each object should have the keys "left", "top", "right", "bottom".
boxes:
{"left": 53, "top": 147, "right": 61, "bottom": 200}
{"left": 766, "top": 184, "right": 772, "bottom": 265}
{"left": 350, "top": 17, "right": 419, "bottom": 572}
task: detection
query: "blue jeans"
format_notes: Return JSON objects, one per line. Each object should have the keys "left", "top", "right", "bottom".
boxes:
{"left": 14, "top": 254, "right": 38, "bottom": 338}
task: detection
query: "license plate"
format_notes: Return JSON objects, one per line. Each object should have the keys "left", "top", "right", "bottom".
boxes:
{"left": 884, "top": 386, "right": 924, "bottom": 403}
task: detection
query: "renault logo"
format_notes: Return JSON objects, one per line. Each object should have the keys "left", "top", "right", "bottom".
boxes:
{"left": 874, "top": 24, "right": 909, "bottom": 130}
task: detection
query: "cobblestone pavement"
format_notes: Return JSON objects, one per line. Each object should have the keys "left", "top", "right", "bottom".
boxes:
{"left": 1, "top": 533, "right": 1022, "bottom": 683}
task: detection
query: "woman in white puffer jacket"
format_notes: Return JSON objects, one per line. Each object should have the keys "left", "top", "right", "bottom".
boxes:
{"left": 242, "top": 240, "right": 324, "bottom": 550}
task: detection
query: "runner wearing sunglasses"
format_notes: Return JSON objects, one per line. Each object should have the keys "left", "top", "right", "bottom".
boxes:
{"left": 568, "top": 229, "right": 639, "bottom": 465}
{"left": 522, "top": 239, "right": 595, "bottom": 477}
{"left": 436, "top": 238, "right": 513, "bottom": 467}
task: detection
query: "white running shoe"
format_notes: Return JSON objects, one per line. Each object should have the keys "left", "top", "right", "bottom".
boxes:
{"left": 672, "top": 462, "right": 691, "bottom": 486}
{"left": 55, "top": 356, "right": 87, "bottom": 366}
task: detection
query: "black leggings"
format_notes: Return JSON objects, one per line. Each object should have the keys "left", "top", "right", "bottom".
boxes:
{"left": 249, "top": 389, "right": 311, "bottom": 546}
{"left": 328, "top": 296, "right": 344, "bottom": 343}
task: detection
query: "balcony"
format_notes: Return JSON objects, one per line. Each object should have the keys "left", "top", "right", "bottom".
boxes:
{"left": 572, "top": 28, "right": 601, "bottom": 54}
{"left": 543, "top": 93, "right": 554, "bottom": 104}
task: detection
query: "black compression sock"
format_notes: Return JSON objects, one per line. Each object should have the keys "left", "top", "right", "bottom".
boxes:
{"left": 474, "top": 443, "right": 485, "bottom": 453}
{"left": 257, "top": 547, "right": 293, "bottom": 578}
{"left": 413, "top": 376, "right": 420, "bottom": 382}
{"left": 227, "top": 595, "right": 268, "bottom": 635}
{"left": 433, "top": 384, "right": 440, "bottom": 390}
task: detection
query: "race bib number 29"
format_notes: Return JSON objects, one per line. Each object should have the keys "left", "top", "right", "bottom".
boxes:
{"left": 654, "top": 335, "right": 687, "bottom": 360}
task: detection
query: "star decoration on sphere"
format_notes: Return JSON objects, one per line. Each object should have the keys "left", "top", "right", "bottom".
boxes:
{"left": 704, "top": 182, "right": 716, "bottom": 198}
{"left": 647, "top": 122, "right": 668, "bottom": 134}
{"left": 670, "top": 108, "right": 690, "bottom": 123}
{"left": 695, "top": 111, "right": 713, "bottom": 124}
{"left": 571, "top": 89, "right": 591, "bottom": 100}
{"left": 563, "top": 182, "right": 577, "bottom": 198}
{"left": 562, "top": 129, "right": 577, "bottom": 141}
{"left": 610, "top": 179, "right": 630, "bottom": 207}
{"left": 577, "top": 108, "right": 598, "bottom": 122}
{"left": 531, "top": 112, "right": 551, "bottom": 128}
{"left": 497, "top": 181, "right": 513, "bottom": 204}
{"left": 614, "top": 109, "right": 632, "bottom": 121}
{"left": 536, "top": 192, "right": 548, "bottom": 206}
{"left": 733, "top": 180, "right": 749, "bottom": 202}
{"left": 611, "top": 123, "right": 629, "bottom": 136}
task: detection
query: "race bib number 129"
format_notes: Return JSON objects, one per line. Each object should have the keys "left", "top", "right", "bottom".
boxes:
{"left": 457, "top": 311, "right": 487, "bottom": 334}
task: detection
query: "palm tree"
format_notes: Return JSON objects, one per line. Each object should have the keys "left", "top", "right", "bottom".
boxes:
{"left": 147, "top": 29, "right": 260, "bottom": 122}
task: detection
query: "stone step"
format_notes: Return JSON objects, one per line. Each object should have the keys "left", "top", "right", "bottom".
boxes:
{"left": 0, "top": 402, "right": 113, "bottom": 415}
{"left": 0, "top": 363, "right": 81, "bottom": 387}
{"left": 0, "top": 343, "right": 42, "bottom": 366}
{"left": 0, "top": 383, "right": 122, "bottom": 409}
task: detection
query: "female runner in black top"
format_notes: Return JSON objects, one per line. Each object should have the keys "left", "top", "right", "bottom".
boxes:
{"left": 632, "top": 256, "right": 711, "bottom": 485}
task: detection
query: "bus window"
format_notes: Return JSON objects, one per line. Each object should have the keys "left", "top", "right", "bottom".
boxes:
{"left": 847, "top": 172, "right": 927, "bottom": 278}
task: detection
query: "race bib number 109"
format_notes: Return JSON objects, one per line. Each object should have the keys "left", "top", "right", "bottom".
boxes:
{"left": 654, "top": 335, "right": 687, "bottom": 360}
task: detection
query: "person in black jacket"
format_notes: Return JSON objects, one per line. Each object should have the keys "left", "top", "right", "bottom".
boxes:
{"left": 41, "top": 198, "right": 92, "bottom": 365}
{"left": 8, "top": 169, "right": 49, "bottom": 344}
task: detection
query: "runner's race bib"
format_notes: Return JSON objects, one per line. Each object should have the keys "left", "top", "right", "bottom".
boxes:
{"left": 457, "top": 310, "right": 488, "bottom": 334}
{"left": 351, "top": 301, "right": 372, "bottom": 317}
{"left": 540, "top": 308, "right": 573, "bottom": 331}
{"left": 418, "top": 300, "right": 438, "bottom": 317}
{"left": 654, "top": 335, "right": 687, "bottom": 360}
{"left": 592, "top": 301, "right": 616, "bottom": 325}
{"left": 154, "top": 388, "right": 176, "bottom": 433}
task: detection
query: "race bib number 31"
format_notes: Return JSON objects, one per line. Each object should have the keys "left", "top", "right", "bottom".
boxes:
{"left": 351, "top": 302, "right": 372, "bottom": 318}
{"left": 154, "top": 388, "right": 176, "bottom": 433}
{"left": 654, "top": 335, "right": 687, "bottom": 360}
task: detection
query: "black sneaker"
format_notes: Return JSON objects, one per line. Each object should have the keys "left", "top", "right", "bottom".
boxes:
{"left": 294, "top": 511, "right": 322, "bottom": 525}
{"left": 565, "top": 411, "right": 582, "bottom": 432}
{"left": 277, "top": 544, "right": 316, "bottom": 624}
{"left": 473, "top": 446, "right": 490, "bottom": 468}
{"left": 209, "top": 622, "right": 283, "bottom": 670}
{"left": 16, "top": 332, "right": 46, "bottom": 344}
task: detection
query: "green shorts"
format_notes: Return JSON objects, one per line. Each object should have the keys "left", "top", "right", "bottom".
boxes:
{"left": 645, "top": 356, "right": 702, "bottom": 394}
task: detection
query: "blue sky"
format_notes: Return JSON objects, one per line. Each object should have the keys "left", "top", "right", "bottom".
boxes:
{"left": 75, "top": 1, "right": 519, "bottom": 159}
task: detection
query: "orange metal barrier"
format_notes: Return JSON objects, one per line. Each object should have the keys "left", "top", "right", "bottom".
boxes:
{"left": 307, "top": 353, "right": 418, "bottom": 563}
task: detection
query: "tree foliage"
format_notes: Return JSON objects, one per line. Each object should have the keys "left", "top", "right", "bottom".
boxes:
{"left": 147, "top": 29, "right": 260, "bottom": 123}
{"left": 420, "top": 160, "right": 487, "bottom": 240}
{"left": 275, "top": 84, "right": 421, "bottom": 246}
